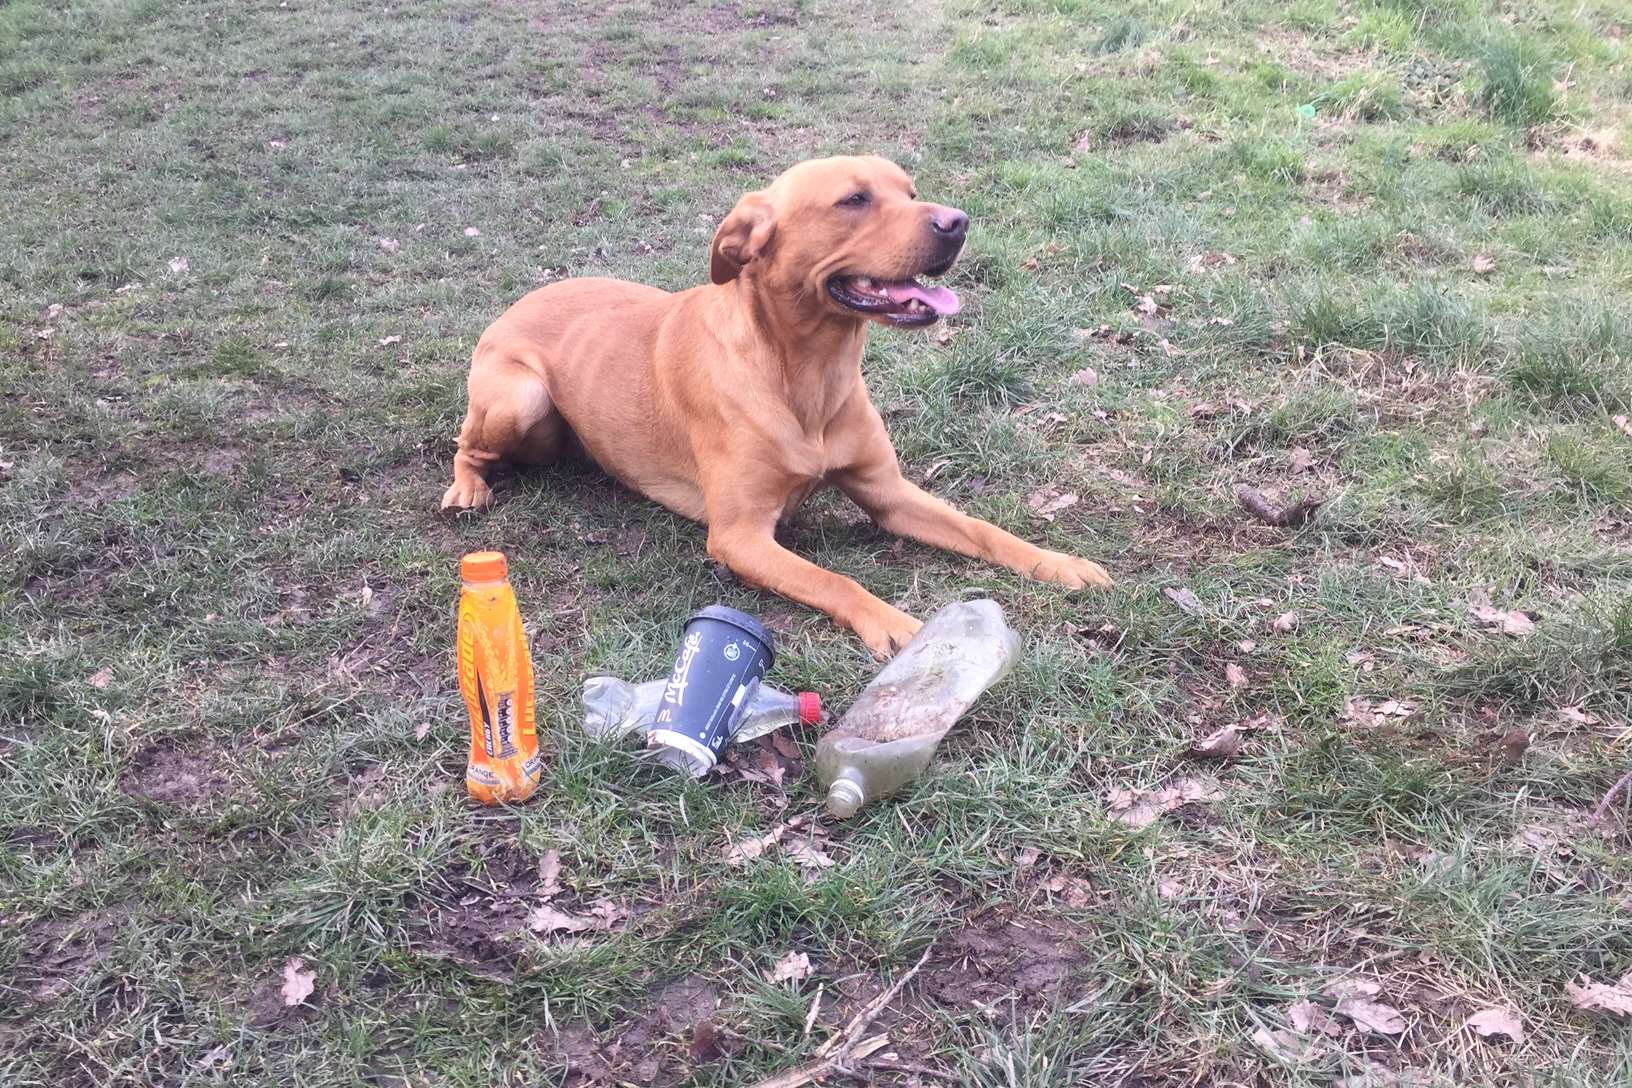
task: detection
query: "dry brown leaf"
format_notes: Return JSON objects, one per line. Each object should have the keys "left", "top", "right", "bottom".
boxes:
{"left": 1565, "top": 974, "right": 1632, "bottom": 1018}
{"left": 1334, "top": 996, "right": 1406, "bottom": 1035}
{"left": 770, "top": 732, "right": 801, "bottom": 759}
{"left": 769, "top": 950, "right": 812, "bottom": 983}
{"left": 87, "top": 668, "right": 113, "bottom": 689}
{"left": 1289, "top": 998, "right": 1343, "bottom": 1037}
{"left": 526, "top": 904, "right": 594, "bottom": 935}
{"left": 537, "top": 850, "right": 563, "bottom": 900}
{"left": 1471, "top": 603, "right": 1536, "bottom": 636}
{"left": 1613, "top": 414, "right": 1632, "bottom": 438}
{"left": 722, "top": 819, "right": 800, "bottom": 866}
{"left": 378, "top": 335, "right": 402, "bottom": 347}
{"left": 1472, "top": 253, "right": 1496, "bottom": 276}
{"left": 1289, "top": 447, "right": 1315, "bottom": 473}
{"left": 1251, "top": 1026, "right": 1325, "bottom": 1063}
{"left": 414, "top": 721, "right": 431, "bottom": 741}
{"left": 1044, "top": 874, "right": 1095, "bottom": 908}
{"left": 1014, "top": 845, "right": 1040, "bottom": 869}
{"left": 1026, "top": 488, "right": 1080, "bottom": 522}
{"left": 1465, "top": 1006, "right": 1524, "bottom": 1043}
{"left": 1224, "top": 663, "right": 1248, "bottom": 689}
{"left": 1164, "top": 586, "right": 1203, "bottom": 615}
{"left": 1105, "top": 776, "right": 1223, "bottom": 827}
{"left": 784, "top": 837, "right": 836, "bottom": 871}
{"left": 1271, "top": 611, "right": 1299, "bottom": 633}
{"left": 1189, "top": 725, "right": 1245, "bottom": 760}
{"left": 378, "top": 237, "right": 400, "bottom": 253}
{"left": 280, "top": 957, "right": 316, "bottom": 1007}
{"left": 168, "top": 256, "right": 190, "bottom": 273}
{"left": 197, "top": 1044, "right": 232, "bottom": 1069}
{"left": 1069, "top": 366, "right": 1101, "bottom": 387}
{"left": 463, "top": 226, "right": 481, "bottom": 237}
{"left": 1559, "top": 706, "right": 1598, "bottom": 726}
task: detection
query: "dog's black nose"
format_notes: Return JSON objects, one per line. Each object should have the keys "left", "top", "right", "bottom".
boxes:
{"left": 929, "top": 206, "right": 969, "bottom": 240}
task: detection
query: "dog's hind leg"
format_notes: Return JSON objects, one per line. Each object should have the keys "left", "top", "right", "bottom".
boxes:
{"left": 441, "top": 351, "right": 567, "bottom": 512}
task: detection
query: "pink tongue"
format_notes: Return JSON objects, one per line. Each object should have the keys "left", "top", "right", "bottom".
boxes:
{"left": 882, "top": 281, "right": 961, "bottom": 316}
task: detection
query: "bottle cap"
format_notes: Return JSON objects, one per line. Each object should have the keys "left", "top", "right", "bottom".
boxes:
{"left": 826, "top": 777, "right": 864, "bottom": 819}
{"left": 460, "top": 551, "right": 507, "bottom": 582}
{"left": 797, "top": 692, "right": 822, "bottom": 725}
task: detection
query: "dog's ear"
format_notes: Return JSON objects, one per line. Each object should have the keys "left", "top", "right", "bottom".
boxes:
{"left": 709, "top": 192, "right": 776, "bottom": 284}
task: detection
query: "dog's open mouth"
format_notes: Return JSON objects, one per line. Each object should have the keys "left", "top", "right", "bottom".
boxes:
{"left": 827, "top": 275, "right": 962, "bottom": 327}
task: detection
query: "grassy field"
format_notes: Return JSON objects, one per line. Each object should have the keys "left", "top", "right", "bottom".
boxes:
{"left": 4, "top": 0, "right": 1632, "bottom": 1083}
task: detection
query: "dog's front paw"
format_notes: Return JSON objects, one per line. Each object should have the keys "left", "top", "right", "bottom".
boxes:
{"left": 1031, "top": 550, "right": 1114, "bottom": 590}
{"left": 852, "top": 604, "right": 923, "bottom": 660}
{"left": 440, "top": 476, "right": 494, "bottom": 513}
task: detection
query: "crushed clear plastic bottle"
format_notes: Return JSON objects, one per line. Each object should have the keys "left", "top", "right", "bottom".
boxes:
{"left": 582, "top": 676, "right": 821, "bottom": 746}
{"left": 815, "top": 599, "right": 1021, "bottom": 818}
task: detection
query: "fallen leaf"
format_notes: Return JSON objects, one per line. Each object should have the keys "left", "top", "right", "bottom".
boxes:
{"left": 1026, "top": 487, "right": 1080, "bottom": 522}
{"left": 784, "top": 837, "right": 836, "bottom": 871}
{"left": 1471, "top": 603, "right": 1536, "bottom": 636}
{"left": 414, "top": 721, "right": 431, "bottom": 741}
{"left": 1559, "top": 706, "right": 1597, "bottom": 726}
{"left": 378, "top": 237, "right": 400, "bottom": 253}
{"left": 463, "top": 226, "right": 481, "bottom": 237}
{"left": 378, "top": 335, "right": 402, "bottom": 347}
{"left": 722, "top": 819, "right": 799, "bottom": 866}
{"left": 1189, "top": 725, "right": 1245, "bottom": 760}
{"left": 359, "top": 584, "right": 373, "bottom": 608}
{"left": 1334, "top": 996, "right": 1407, "bottom": 1036}
{"left": 1289, "top": 998, "right": 1342, "bottom": 1037}
{"left": 1252, "top": 1026, "right": 1325, "bottom": 1063}
{"left": 1225, "top": 663, "right": 1248, "bottom": 689}
{"left": 46, "top": 302, "right": 63, "bottom": 320}
{"left": 1164, "top": 586, "right": 1203, "bottom": 615}
{"left": 1156, "top": 876, "right": 1182, "bottom": 898}
{"left": 537, "top": 849, "right": 563, "bottom": 899}
{"left": 1105, "top": 776, "right": 1223, "bottom": 827}
{"left": 770, "top": 732, "right": 801, "bottom": 759}
{"left": 1614, "top": 415, "right": 1632, "bottom": 438}
{"left": 280, "top": 957, "right": 316, "bottom": 1007}
{"left": 197, "top": 1044, "right": 232, "bottom": 1069}
{"left": 1288, "top": 447, "right": 1315, "bottom": 473}
{"left": 526, "top": 904, "right": 594, "bottom": 935}
{"left": 1472, "top": 253, "right": 1496, "bottom": 276}
{"left": 769, "top": 950, "right": 812, "bottom": 983}
{"left": 1069, "top": 366, "right": 1101, "bottom": 387}
{"left": 35, "top": 327, "right": 53, "bottom": 340}
{"left": 1044, "top": 874, "right": 1095, "bottom": 907}
{"left": 1271, "top": 611, "right": 1299, "bottom": 633}
{"left": 87, "top": 668, "right": 113, "bottom": 689}
{"left": 1565, "top": 973, "right": 1632, "bottom": 1018}
{"left": 1238, "top": 638, "right": 1257, "bottom": 653}
{"left": 586, "top": 899, "right": 627, "bottom": 927}
{"left": 1465, "top": 1006, "right": 1524, "bottom": 1043}
{"left": 1324, "top": 979, "right": 1382, "bottom": 999}
{"left": 688, "top": 1020, "right": 720, "bottom": 1061}
{"left": 168, "top": 256, "right": 190, "bottom": 274}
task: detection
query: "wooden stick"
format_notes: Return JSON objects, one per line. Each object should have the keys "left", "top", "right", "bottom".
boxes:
{"left": 743, "top": 944, "right": 935, "bottom": 1088}
{"left": 1235, "top": 484, "right": 1325, "bottom": 528}
{"left": 1592, "top": 769, "right": 1632, "bottom": 825}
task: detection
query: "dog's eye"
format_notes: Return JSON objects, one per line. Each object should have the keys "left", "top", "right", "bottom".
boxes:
{"left": 838, "top": 192, "right": 870, "bottom": 208}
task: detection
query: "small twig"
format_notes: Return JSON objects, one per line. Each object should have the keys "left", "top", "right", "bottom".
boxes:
{"left": 802, "top": 983, "right": 824, "bottom": 1038}
{"left": 1591, "top": 769, "right": 1632, "bottom": 825}
{"left": 744, "top": 944, "right": 935, "bottom": 1088}
{"left": 866, "top": 1058, "right": 960, "bottom": 1082}
{"left": 714, "top": 1023, "right": 790, "bottom": 1055}
{"left": 1234, "top": 484, "right": 1325, "bottom": 528}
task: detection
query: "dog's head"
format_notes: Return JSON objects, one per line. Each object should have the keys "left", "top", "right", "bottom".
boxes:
{"left": 709, "top": 155, "right": 966, "bottom": 328}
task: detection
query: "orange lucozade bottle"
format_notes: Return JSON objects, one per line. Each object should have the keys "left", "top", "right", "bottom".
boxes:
{"left": 456, "top": 551, "right": 543, "bottom": 804}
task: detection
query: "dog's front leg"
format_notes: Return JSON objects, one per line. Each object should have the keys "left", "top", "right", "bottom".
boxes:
{"left": 836, "top": 457, "right": 1113, "bottom": 590}
{"left": 704, "top": 507, "right": 922, "bottom": 658}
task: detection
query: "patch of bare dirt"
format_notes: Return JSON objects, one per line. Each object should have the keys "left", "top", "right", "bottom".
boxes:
{"left": 119, "top": 736, "right": 232, "bottom": 808}
{"left": 415, "top": 839, "right": 544, "bottom": 979}
{"left": 543, "top": 975, "right": 724, "bottom": 1086}
{"left": 15, "top": 906, "right": 131, "bottom": 1004}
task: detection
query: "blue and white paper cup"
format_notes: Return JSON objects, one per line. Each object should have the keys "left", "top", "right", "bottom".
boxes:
{"left": 646, "top": 605, "right": 775, "bottom": 777}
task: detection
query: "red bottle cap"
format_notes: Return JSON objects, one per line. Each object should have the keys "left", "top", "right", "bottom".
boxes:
{"left": 798, "top": 692, "right": 822, "bottom": 725}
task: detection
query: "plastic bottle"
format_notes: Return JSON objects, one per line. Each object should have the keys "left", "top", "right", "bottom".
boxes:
{"left": 582, "top": 676, "right": 821, "bottom": 744}
{"left": 815, "top": 599, "right": 1021, "bottom": 818}
{"left": 456, "top": 551, "right": 543, "bottom": 804}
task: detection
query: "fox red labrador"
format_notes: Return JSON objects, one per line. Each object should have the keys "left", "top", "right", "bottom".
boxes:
{"left": 442, "top": 155, "right": 1112, "bottom": 655}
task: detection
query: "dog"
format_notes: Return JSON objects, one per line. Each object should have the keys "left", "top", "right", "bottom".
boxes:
{"left": 442, "top": 155, "right": 1112, "bottom": 656}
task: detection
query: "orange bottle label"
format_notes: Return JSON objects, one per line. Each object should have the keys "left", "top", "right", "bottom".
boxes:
{"left": 457, "top": 579, "right": 542, "bottom": 804}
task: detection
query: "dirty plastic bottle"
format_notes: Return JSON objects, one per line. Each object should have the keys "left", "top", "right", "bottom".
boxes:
{"left": 582, "top": 676, "right": 821, "bottom": 744}
{"left": 815, "top": 599, "right": 1021, "bottom": 818}
{"left": 456, "top": 551, "right": 543, "bottom": 804}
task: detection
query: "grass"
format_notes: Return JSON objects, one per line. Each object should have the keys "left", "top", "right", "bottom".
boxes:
{"left": 2, "top": 0, "right": 1632, "bottom": 1085}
